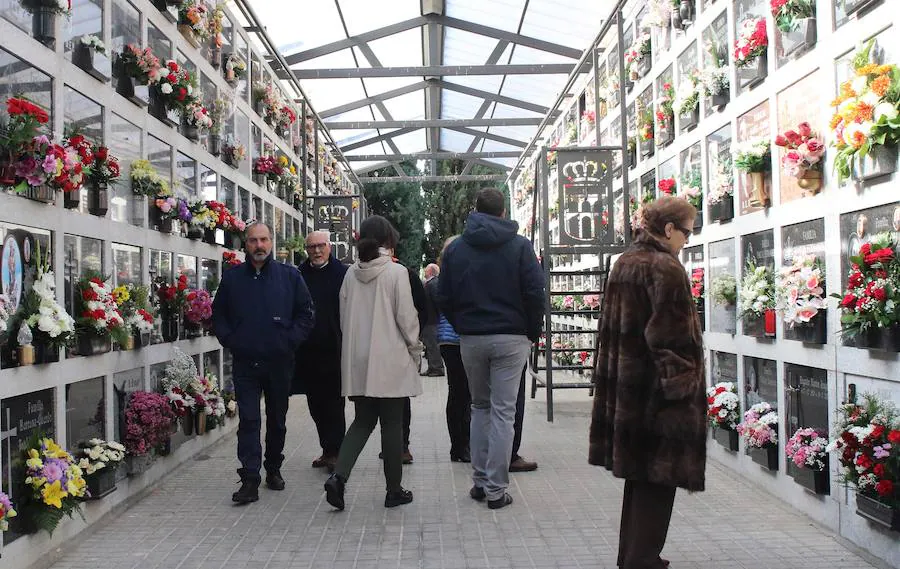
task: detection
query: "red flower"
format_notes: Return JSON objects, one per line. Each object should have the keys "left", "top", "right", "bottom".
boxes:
{"left": 774, "top": 134, "right": 788, "bottom": 147}
{"left": 840, "top": 293, "right": 857, "bottom": 308}
{"left": 859, "top": 243, "right": 872, "bottom": 256}
{"left": 658, "top": 178, "right": 676, "bottom": 194}
{"left": 863, "top": 248, "right": 894, "bottom": 266}
{"left": 167, "top": 61, "right": 179, "bottom": 72}
{"left": 177, "top": 88, "right": 187, "bottom": 101}
{"left": 95, "top": 146, "right": 108, "bottom": 161}
{"left": 875, "top": 479, "right": 894, "bottom": 498}
{"left": 874, "top": 463, "right": 886, "bottom": 478}
{"left": 871, "top": 424, "right": 886, "bottom": 440}
{"left": 848, "top": 271, "right": 864, "bottom": 288}
{"left": 872, "top": 287, "right": 887, "bottom": 302}
{"left": 856, "top": 454, "right": 873, "bottom": 470}
{"left": 797, "top": 122, "right": 811, "bottom": 137}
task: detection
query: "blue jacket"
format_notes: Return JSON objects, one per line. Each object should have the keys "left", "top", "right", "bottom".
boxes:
{"left": 212, "top": 257, "right": 315, "bottom": 363}
{"left": 437, "top": 314, "right": 459, "bottom": 345}
{"left": 436, "top": 212, "right": 545, "bottom": 341}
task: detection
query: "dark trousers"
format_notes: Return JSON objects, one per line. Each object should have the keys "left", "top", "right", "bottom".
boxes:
{"left": 440, "top": 344, "right": 471, "bottom": 454}
{"left": 335, "top": 397, "right": 405, "bottom": 492}
{"left": 305, "top": 372, "right": 345, "bottom": 456}
{"left": 402, "top": 398, "right": 411, "bottom": 450}
{"left": 234, "top": 361, "right": 292, "bottom": 481}
{"left": 617, "top": 479, "right": 676, "bottom": 569}
{"left": 512, "top": 364, "right": 526, "bottom": 460}
{"left": 422, "top": 324, "right": 444, "bottom": 372}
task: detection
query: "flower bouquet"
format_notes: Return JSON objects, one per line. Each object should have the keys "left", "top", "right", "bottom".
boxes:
{"left": 117, "top": 44, "right": 160, "bottom": 105}
{"left": 183, "top": 288, "right": 212, "bottom": 336}
{"left": 130, "top": 159, "right": 170, "bottom": 197}
{"left": 155, "top": 273, "right": 189, "bottom": 342}
{"left": 775, "top": 121, "right": 825, "bottom": 193}
{"left": 733, "top": 137, "right": 771, "bottom": 207}
{"left": 10, "top": 134, "right": 85, "bottom": 203}
{"left": 707, "top": 382, "right": 740, "bottom": 450}
{"left": 737, "top": 402, "right": 780, "bottom": 470}
{"left": 178, "top": 0, "right": 211, "bottom": 47}
{"left": 638, "top": 106, "right": 654, "bottom": 157}
{"left": 739, "top": 262, "right": 776, "bottom": 337}
{"left": 699, "top": 40, "right": 730, "bottom": 108}
{"left": 19, "top": 435, "right": 87, "bottom": 535}
{"left": 73, "top": 272, "right": 129, "bottom": 354}
{"left": 655, "top": 82, "right": 675, "bottom": 146}
{"left": 76, "top": 439, "right": 126, "bottom": 499}
{"left": 690, "top": 267, "right": 705, "bottom": 323}
{"left": 775, "top": 254, "right": 827, "bottom": 343}
{"left": 830, "top": 40, "right": 900, "bottom": 184}
{"left": 624, "top": 32, "right": 652, "bottom": 81}
{"left": 151, "top": 60, "right": 197, "bottom": 126}
{"left": 223, "top": 390, "right": 237, "bottom": 418}
{"left": 657, "top": 177, "right": 676, "bottom": 196}
{"left": 1, "top": 97, "right": 50, "bottom": 184}
{"left": 673, "top": 75, "right": 700, "bottom": 131}
{"left": 187, "top": 200, "right": 217, "bottom": 239}
{"left": 223, "top": 52, "right": 247, "bottom": 84}
{"left": 827, "top": 393, "right": 899, "bottom": 520}
{"left": 734, "top": 17, "right": 768, "bottom": 88}
{"left": 771, "top": 0, "right": 816, "bottom": 57}
{"left": 678, "top": 170, "right": 703, "bottom": 228}
{"left": 223, "top": 250, "right": 243, "bottom": 269}
{"left": 0, "top": 491, "right": 15, "bottom": 532}
{"left": 711, "top": 273, "right": 737, "bottom": 307}
{"left": 124, "top": 391, "right": 176, "bottom": 465}
{"left": 114, "top": 284, "right": 154, "bottom": 348}
{"left": 181, "top": 100, "right": 211, "bottom": 141}
{"left": 222, "top": 138, "right": 247, "bottom": 168}
{"left": 834, "top": 233, "right": 900, "bottom": 349}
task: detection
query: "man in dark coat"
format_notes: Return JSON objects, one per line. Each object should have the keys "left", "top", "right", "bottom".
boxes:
{"left": 293, "top": 231, "right": 348, "bottom": 472}
{"left": 212, "top": 222, "right": 315, "bottom": 504}
{"left": 420, "top": 263, "right": 444, "bottom": 376}
{"left": 589, "top": 197, "right": 706, "bottom": 569}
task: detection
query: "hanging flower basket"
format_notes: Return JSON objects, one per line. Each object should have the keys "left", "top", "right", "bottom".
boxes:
{"left": 713, "top": 427, "right": 739, "bottom": 452}
{"left": 851, "top": 144, "right": 898, "bottom": 183}
{"left": 749, "top": 444, "right": 779, "bottom": 471}
{"left": 856, "top": 494, "right": 900, "bottom": 532}
{"left": 781, "top": 18, "right": 817, "bottom": 59}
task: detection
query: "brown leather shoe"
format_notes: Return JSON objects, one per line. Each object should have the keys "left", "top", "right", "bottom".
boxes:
{"left": 509, "top": 455, "right": 537, "bottom": 472}
{"left": 311, "top": 455, "right": 329, "bottom": 468}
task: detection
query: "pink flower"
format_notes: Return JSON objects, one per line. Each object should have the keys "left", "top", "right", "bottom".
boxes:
{"left": 796, "top": 307, "right": 818, "bottom": 322}
{"left": 42, "top": 154, "right": 58, "bottom": 174}
{"left": 806, "top": 275, "right": 819, "bottom": 290}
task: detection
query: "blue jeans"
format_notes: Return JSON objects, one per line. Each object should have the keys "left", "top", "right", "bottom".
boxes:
{"left": 460, "top": 334, "right": 532, "bottom": 501}
{"left": 233, "top": 359, "right": 292, "bottom": 481}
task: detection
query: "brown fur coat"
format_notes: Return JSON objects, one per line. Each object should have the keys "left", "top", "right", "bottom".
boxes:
{"left": 588, "top": 231, "right": 707, "bottom": 491}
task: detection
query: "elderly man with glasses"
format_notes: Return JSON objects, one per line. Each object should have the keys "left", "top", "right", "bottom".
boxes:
{"left": 292, "top": 231, "right": 349, "bottom": 472}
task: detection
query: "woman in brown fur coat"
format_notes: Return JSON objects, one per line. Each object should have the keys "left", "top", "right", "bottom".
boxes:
{"left": 589, "top": 196, "right": 706, "bottom": 569}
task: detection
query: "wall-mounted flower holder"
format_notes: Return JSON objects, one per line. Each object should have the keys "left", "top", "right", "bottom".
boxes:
{"left": 693, "top": 208, "right": 703, "bottom": 233}
{"left": 73, "top": 44, "right": 111, "bottom": 83}
{"left": 126, "top": 453, "right": 154, "bottom": 476}
{"left": 797, "top": 169, "right": 823, "bottom": 194}
{"left": 149, "top": 88, "right": 180, "bottom": 128}
{"left": 713, "top": 427, "right": 739, "bottom": 452}
{"left": 31, "top": 6, "right": 56, "bottom": 48}
{"left": 63, "top": 189, "right": 80, "bottom": 209}
{"left": 679, "top": 108, "right": 699, "bottom": 133}
{"left": 657, "top": 123, "right": 674, "bottom": 148}
{"left": 856, "top": 494, "right": 900, "bottom": 532}
{"left": 748, "top": 444, "right": 779, "bottom": 471}
{"left": 160, "top": 314, "right": 180, "bottom": 342}
{"left": 208, "top": 133, "right": 222, "bottom": 156}
{"left": 738, "top": 54, "right": 768, "bottom": 89}
{"left": 253, "top": 172, "right": 266, "bottom": 186}
{"left": 636, "top": 57, "right": 652, "bottom": 78}
{"left": 88, "top": 180, "right": 108, "bottom": 217}
{"left": 181, "top": 120, "right": 200, "bottom": 142}
{"left": 84, "top": 469, "right": 118, "bottom": 500}
{"left": 151, "top": 0, "right": 178, "bottom": 23}
{"left": 747, "top": 171, "right": 769, "bottom": 207}
{"left": 203, "top": 228, "right": 217, "bottom": 245}
{"left": 851, "top": 144, "right": 897, "bottom": 182}
{"left": 23, "top": 184, "right": 55, "bottom": 204}
{"left": 186, "top": 226, "right": 203, "bottom": 240}
{"left": 209, "top": 43, "right": 222, "bottom": 69}
{"left": 843, "top": 0, "right": 882, "bottom": 18}
{"left": 789, "top": 313, "right": 826, "bottom": 344}
{"left": 710, "top": 91, "right": 729, "bottom": 109}
{"left": 116, "top": 72, "right": 150, "bottom": 107}
{"left": 781, "top": 18, "right": 816, "bottom": 59}
{"left": 709, "top": 195, "right": 734, "bottom": 222}
{"left": 134, "top": 331, "right": 151, "bottom": 348}
{"left": 178, "top": 25, "right": 201, "bottom": 49}
{"left": 77, "top": 334, "right": 112, "bottom": 356}
{"left": 790, "top": 462, "right": 830, "bottom": 495}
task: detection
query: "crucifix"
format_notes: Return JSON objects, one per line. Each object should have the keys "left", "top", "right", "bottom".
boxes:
{"left": 1, "top": 407, "right": 16, "bottom": 502}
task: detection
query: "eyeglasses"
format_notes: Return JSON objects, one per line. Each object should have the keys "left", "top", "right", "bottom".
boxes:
{"left": 305, "top": 243, "right": 328, "bottom": 251}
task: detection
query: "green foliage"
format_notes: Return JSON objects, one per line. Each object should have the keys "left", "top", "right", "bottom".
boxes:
{"left": 363, "top": 161, "right": 425, "bottom": 269}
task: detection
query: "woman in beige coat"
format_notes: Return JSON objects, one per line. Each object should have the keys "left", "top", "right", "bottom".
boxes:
{"left": 324, "top": 215, "right": 423, "bottom": 510}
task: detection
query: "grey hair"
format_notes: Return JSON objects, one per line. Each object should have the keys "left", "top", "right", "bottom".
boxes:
{"left": 306, "top": 230, "right": 331, "bottom": 241}
{"left": 246, "top": 220, "right": 274, "bottom": 237}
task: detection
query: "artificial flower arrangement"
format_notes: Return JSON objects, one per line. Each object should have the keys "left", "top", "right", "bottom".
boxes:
{"left": 119, "top": 44, "right": 161, "bottom": 87}
{"left": 182, "top": 99, "right": 213, "bottom": 130}
{"left": 223, "top": 390, "right": 237, "bottom": 418}
{"left": 188, "top": 200, "right": 217, "bottom": 232}
{"left": 79, "top": 34, "right": 106, "bottom": 54}
{"left": 183, "top": 288, "right": 213, "bottom": 330}
{"left": 739, "top": 262, "right": 775, "bottom": 319}
{"left": 222, "top": 138, "right": 247, "bottom": 167}
{"left": 155, "top": 60, "right": 198, "bottom": 113}
{"left": 88, "top": 145, "right": 121, "bottom": 187}
{"left": 223, "top": 250, "right": 242, "bottom": 268}
{"left": 706, "top": 382, "right": 740, "bottom": 430}
{"left": 208, "top": 2, "right": 225, "bottom": 48}
{"left": 733, "top": 137, "right": 771, "bottom": 172}
{"left": 830, "top": 39, "right": 900, "bottom": 184}
{"left": 155, "top": 273, "right": 189, "bottom": 320}
{"left": 2, "top": 97, "right": 49, "bottom": 161}
{"left": 711, "top": 273, "right": 737, "bottom": 306}
{"left": 733, "top": 16, "right": 768, "bottom": 68}
{"left": 827, "top": 393, "right": 899, "bottom": 508}
{"left": 11, "top": 134, "right": 87, "bottom": 197}
{"left": 277, "top": 104, "right": 297, "bottom": 133}
{"left": 73, "top": 272, "right": 130, "bottom": 346}
{"left": 641, "top": 0, "right": 671, "bottom": 29}
{"left": 114, "top": 283, "right": 155, "bottom": 336}
{"left": 20, "top": 435, "right": 87, "bottom": 534}
{"left": 161, "top": 348, "right": 201, "bottom": 416}
{"left": 178, "top": 0, "right": 211, "bottom": 43}
{"left": 0, "top": 490, "right": 15, "bottom": 532}
{"left": 673, "top": 74, "right": 701, "bottom": 117}
{"left": 655, "top": 82, "right": 675, "bottom": 135}
{"left": 252, "top": 81, "right": 287, "bottom": 124}
{"left": 130, "top": 159, "right": 170, "bottom": 197}
{"left": 581, "top": 109, "right": 596, "bottom": 129}
{"left": 124, "top": 391, "right": 176, "bottom": 457}
{"left": 785, "top": 427, "right": 829, "bottom": 471}
{"left": 690, "top": 267, "right": 705, "bottom": 308}
{"left": 209, "top": 98, "right": 230, "bottom": 136}
{"left": 638, "top": 106, "right": 654, "bottom": 142}
{"left": 678, "top": 169, "right": 702, "bottom": 209}
{"left": 0, "top": 293, "right": 12, "bottom": 340}
{"left": 624, "top": 31, "right": 651, "bottom": 80}
{"left": 708, "top": 153, "right": 734, "bottom": 205}
{"left": 75, "top": 439, "right": 126, "bottom": 477}
{"left": 206, "top": 200, "right": 246, "bottom": 234}
{"left": 834, "top": 233, "right": 899, "bottom": 341}
{"left": 14, "top": 241, "right": 75, "bottom": 350}
{"left": 223, "top": 52, "right": 247, "bottom": 83}
{"left": 771, "top": 0, "right": 815, "bottom": 34}
{"left": 736, "top": 401, "right": 779, "bottom": 448}
{"left": 658, "top": 177, "right": 676, "bottom": 196}
{"left": 775, "top": 121, "right": 825, "bottom": 193}
{"left": 774, "top": 254, "right": 826, "bottom": 328}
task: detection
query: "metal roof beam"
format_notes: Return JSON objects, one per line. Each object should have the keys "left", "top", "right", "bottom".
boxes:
{"left": 318, "top": 81, "right": 429, "bottom": 118}
{"left": 435, "top": 15, "right": 582, "bottom": 59}
{"left": 294, "top": 64, "right": 576, "bottom": 79}
{"left": 438, "top": 81, "right": 553, "bottom": 115}
{"left": 346, "top": 151, "right": 522, "bottom": 161}
{"left": 283, "top": 16, "right": 430, "bottom": 65}
{"left": 361, "top": 174, "right": 507, "bottom": 183}
{"left": 447, "top": 127, "right": 528, "bottom": 148}
{"left": 339, "top": 127, "right": 420, "bottom": 152}
{"left": 327, "top": 117, "right": 543, "bottom": 129}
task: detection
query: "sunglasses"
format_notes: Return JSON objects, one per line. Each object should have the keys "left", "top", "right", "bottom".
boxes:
{"left": 675, "top": 226, "right": 692, "bottom": 240}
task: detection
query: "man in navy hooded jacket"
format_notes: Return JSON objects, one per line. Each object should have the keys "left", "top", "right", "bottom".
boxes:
{"left": 436, "top": 188, "right": 544, "bottom": 510}
{"left": 212, "top": 222, "right": 315, "bottom": 504}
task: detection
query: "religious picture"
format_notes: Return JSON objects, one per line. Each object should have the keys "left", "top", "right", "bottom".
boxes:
{"left": 1, "top": 235, "right": 23, "bottom": 312}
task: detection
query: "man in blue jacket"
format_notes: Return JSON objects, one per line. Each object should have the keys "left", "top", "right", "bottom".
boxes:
{"left": 212, "top": 222, "right": 315, "bottom": 504}
{"left": 436, "top": 188, "right": 544, "bottom": 510}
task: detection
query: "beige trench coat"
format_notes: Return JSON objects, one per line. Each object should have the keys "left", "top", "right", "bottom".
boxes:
{"left": 339, "top": 255, "right": 423, "bottom": 398}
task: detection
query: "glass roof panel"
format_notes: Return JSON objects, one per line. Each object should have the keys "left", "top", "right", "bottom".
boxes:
{"left": 338, "top": 0, "right": 420, "bottom": 36}
{"left": 391, "top": 130, "right": 427, "bottom": 154}
{"left": 381, "top": 90, "right": 426, "bottom": 121}
{"left": 442, "top": 28, "right": 500, "bottom": 66}
{"left": 440, "top": 129, "right": 475, "bottom": 152}
{"left": 366, "top": 28, "right": 424, "bottom": 67}
{"left": 445, "top": 0, "right": 526, "bottom": 33}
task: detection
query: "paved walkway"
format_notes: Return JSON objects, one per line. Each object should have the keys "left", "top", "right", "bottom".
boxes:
{"left": 42, "top": 378, "right": 884, "bottom": 569}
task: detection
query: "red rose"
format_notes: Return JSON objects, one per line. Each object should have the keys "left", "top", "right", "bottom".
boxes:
{"left": 177, "top": 88, "right": 187, "bottom": 101}
{"left": 785, "top": 130, "right": 800, "bottom": 144}
{"left": 873, "top": 287, "right": 887, "bottom": 301}
{"left": 888, "top": 430, "right": 900, "bottom": 444}
{"left": 848, "top": 271, "right": 863, "bottom": 288}
{"left": 875, "top": 480, "right": 894, "bottom": 498}
{"left": 806, "top": 139, "right": 822, "bottom": 153}
{"left": 840, "top": 293, "right": 857, "bottom": 308}
{"left": 859, "top": 243, "right": 872, "bottom": 256}
{"left": 774, "top": 134, "right": 788, "bottom": 147}
{"left": 874, "top": 463, "right": 886, "bottom": 478}
{"left": 167, "top": 61, "right": 178, "bottom": 71}
{"left": 95, "top": 146, "right": 108, "bottom": 160}
{"left": 167, "top": 73, "right": 177, "bottom": 83}
{"left": 875, "top": 269, "right": 887, "bottom": 279}
{"left": 797, "top": 122, "right": 811, "bottom": 137}
{"left": 871, "top": 424, "right": 885, "bottom": 440}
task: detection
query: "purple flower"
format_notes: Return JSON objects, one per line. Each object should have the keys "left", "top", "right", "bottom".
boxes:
{"left": 0, "top": 491, "right": 11, "bottom": 511}
{"left": 16, "top": 156, "right": 37, "bottom": 177}
{"left": 41, "top": 459, "right": 64, "bottom": 484}
{"left": 873, "top": 443, "right": 891, "bottom": 459}
{"left": 42, "top": 154, "right": 58, "bottom": 174}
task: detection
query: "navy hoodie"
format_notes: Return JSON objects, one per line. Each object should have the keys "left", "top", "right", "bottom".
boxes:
{"left": 212, "top": 256, "right": 315, "bottom": 363}
{"left": 436, "top": 212, "right": 545, "bottom": 341}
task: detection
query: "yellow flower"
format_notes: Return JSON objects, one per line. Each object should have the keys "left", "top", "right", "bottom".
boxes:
{"left": 67, "top": 475, "right": 87, "bottom": 497}
{"left": 26, "top": 455, "right": 43, "bottom": 470}
{"left": 856, "top": 63, "right": 879, "bottom": 75}
{"left": 289, "top": 165, "right": 296, "bottom": 175}
{"left": 112, "top": 285, "right": 130, "bottom": 305}
{"left": 42, "top": 439, "right": 69, "bottom": 460}
{"left": 41, "top": 480, "right": 66, "bottom": 509}
{"left": 279, "top": 156, "right": 289, "bottom": 166}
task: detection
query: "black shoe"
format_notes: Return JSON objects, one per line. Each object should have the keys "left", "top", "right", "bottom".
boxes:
{"left": 232, "top": 478, "right": 260, "bottom": 504}
{"left": 265, "top": 470, "right": 285, "bottom": 491}
{"left": 487, "top": 493, "right": 513, "bottom": 510}
{"left": 425, "top": 369, "right": 444, "bottom": 377}
{"left": 324, "top": 473, "right": 346, "bottom": 511}
{"left": 385, "top": 487, "right": 413, "bottom": 508}
{"left": 469, "top": 486, "right": 486, "bottom": 501}
{"left": 450, "top": 449, "right": 471, "bottom": 463}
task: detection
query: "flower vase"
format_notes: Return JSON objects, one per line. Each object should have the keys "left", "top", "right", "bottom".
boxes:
{"left": 748, "top": 172, "right": 768, "bottom": 207}
{"left": 194, "top": 409, "right": 208, "bottom": 435}
{"left": 657, "top": 121, "right": 674, "bottom": 148}
{"left": 73, "top": 43, "right": 111, "bottom": 83}
{"left": 797, "top": 169, "right": 823, "bottom": 194}
{"left": 209, "top": 43, "right": 222, "bottom": 69}
{"left": 33, "top": 341, "right": 60, "bottom": 364}
{"left": 181, "top": 120, "right": 200, "bottom": 142}
{"left": 63, "top": 189, "right": 81, "bottom": 209}
{"left": 639, "top": 137, "right": 654, "bottom": 158}
{"left": 627, "top": 145, "right": 636, "bottom": 168}
{"left": 121, "top": 334, "right": 135, "bottom": 351}
{"left": 116, "top": 72, "right": 150, "bottom": 107}
{"left": 156, "top": 215, "right": 174, "bottom": 234}
{"left": 738, "top": 54, "right": 768, "bottom": 89}
{"left": 31, "top": 5, "right": 57, "bottom": 48}
{"left": 856, "top": 493, "right": 900, "bottom": 532}
{"left": 671, "top": 10, "right": 682, "bottom": 31}
{"left": 203, "top": 228, "right": 217, "bottom": 245}
{"left": 276, "top": 183, "right": 287, "bottom": 201}
{"left": 842, "top": 0, "right": 881, "bottom": 18}
{"left": 764, "top": 309, "right": 776, "bottom": 337}
{"left": 85, "top": 468, "right": 118, "bottom": 500}
{"left": 88, "top": 180, "right": 109, "bottom": 217}
{"left": 781, "top": 18, "right": 816, "bottom": 58}
{"left": 149, "top": 88, "right": 179, "bottom": 128}
{"left": 713, "top": 195, "right": 734, "bottom": 222}
{"left": 877, "top": 325, "right": 900, "bottom": 352}
{"left": 207, "top": 413, "right": 218, "bottom": 430}
{"left": 186, "top": 226, "right": 203, "bottom": 240}
{"left": 743, "top": 314, "right": 766, "bottom": 338}
{"left": 851, "top": 144, "right": 898, "bottom": 183}
{"left": 181, "top": 410, "right": 195, "bottom": 436}
{"left": 791, "top": 313, "right": 826, "bottom": 344}
{"left": 178, "top": 24, "right": 201, "bottom": 49}
{"left": 253, "top": 172, "right": 266, "bottom": 187}
{"left": 77, "top": 333, "right": 112, "bottom": 356}
{"left": 24, "top": 184, "right": 56, "bottom": 204}
{"left": 253, "top": 99, "right": 266, "bottom": 118}
{"left": 208, "top": 133, "right": 222, "bottom": 156}
{"left": 713, "top": 427, "right": 739, "bottom": 452}
{"left": 126, "top": 453, "right": 154, "bottom": 476}
{"left": 748, "top": 444, "right": 779, "bottom": 471}
{"left": 710, "top": 91, "right": 729, "bottom": 109}
{"left": 679, "top": 107, "right": 699, "bottom": 133}
{"left": 790, "top": 463, "right": 830, "bottom": 496}
{"left": 134, "top": 331, "right": 151, "bottom": 348}
{"left": 161, "top": 314, "right": 180, "bottom": 342}
{"left": 693, "top": 209, "right": 703, "bottom": 233}
{"left": 678, "top": 0, "right": 694, "bottom": 27}
{"left": 184, "top": 322, "right": 203, "bottom": 339}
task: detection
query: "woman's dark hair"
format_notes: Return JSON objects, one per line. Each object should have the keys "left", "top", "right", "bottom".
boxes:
{"left": 357, "top": 215, "right": 400, "bottom": 262}
{"left": 641, "top": 196, "right": 697, "bottom": 235}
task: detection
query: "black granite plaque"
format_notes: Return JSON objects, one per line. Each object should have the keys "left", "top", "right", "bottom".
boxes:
{"left": 839, "top": 203, "right": 900, "bottom": 289}
{"left": 741, "top": 229, "right": 776, "bottom": 272}
{"left": 744, "top": 356, "right": 778, "bottom": 409}
{"left": 113, "top": 368, "right": 144, "bottom": 444}
{"left": 711, "top": 351, "right": 739, "bottom": 385}
{"left": 781, "top": 219, "right": 826, "bottom": 342}
{"left": 65, "top": 376, "right": 106, "bottom": 450}
{"left": 784, "top": 364, "right": 829, "bottom": 481}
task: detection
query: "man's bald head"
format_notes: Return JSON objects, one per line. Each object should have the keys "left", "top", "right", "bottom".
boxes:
{"left": 424, "top": 263, "right": 440, "bottom": 280}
